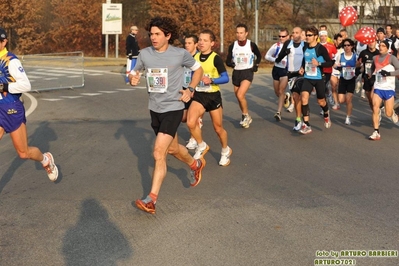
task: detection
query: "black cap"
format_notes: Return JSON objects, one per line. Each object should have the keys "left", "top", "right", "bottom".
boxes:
{"left": 0, "top": 28, "right": 7, "bottom": 40}
{"left": 376, "top": 27, "right": 385, "bottom": 34}
{"left": 381, "top": 39, "right": 390, "bottom": 48}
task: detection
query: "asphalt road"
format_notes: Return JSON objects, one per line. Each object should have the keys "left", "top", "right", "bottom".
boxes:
{"left": 0, "top": 65, "right": 399, "bottom": 266}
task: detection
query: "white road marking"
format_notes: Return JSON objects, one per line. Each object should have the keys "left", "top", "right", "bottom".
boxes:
{"left": 28, "top": 71, "right": 64, "bottom": 77}
{"left": 117, "top": 88, "right": 137, "bottom": 91}
{"left": 60, "top": 96, "right": 83, "bottom": 99}
{"left": 41, "top": 98, "right": 64, "bottom": 101}
{"left": 80, "top": 93, "right": 102, "bottom": 96}
{"left": 24, "top": 93, "right": 37, "bottom": 117}
{"left": 98, "top": 91, "right": 118, "bottom": 93}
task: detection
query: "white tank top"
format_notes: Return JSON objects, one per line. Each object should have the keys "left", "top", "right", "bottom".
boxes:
{"left": 232, "top": 40, "right": 254, "bottom": 70}
{"left": 287, "top": 40, "right": 304, "bottom": 72}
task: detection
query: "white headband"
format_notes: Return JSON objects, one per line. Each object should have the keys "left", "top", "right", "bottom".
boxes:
{"left": 319, "top": 30, "right": 328, "bottom": 36}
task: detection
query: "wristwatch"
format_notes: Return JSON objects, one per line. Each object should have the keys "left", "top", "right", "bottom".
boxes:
{"left": 187, "top": 86, "right": 195, "bottom": 92}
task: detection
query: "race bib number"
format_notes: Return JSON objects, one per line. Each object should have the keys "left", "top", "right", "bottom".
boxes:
{"left": 196, "top": 74, "right": 212, "bottom": 92}
{"left": 305, "top": 62, "right": 317, "bottom": 76}
{"left": 183, "top": 69, "right": 192, "bottom": 88}
{"left": 342, "top": 67, "right": 355, "bottom": 80}
{"left": 146, "top": 68, "right": 168, "bottom": 93}
{"left": 234, "top": 52, "right": 250, "bottom": 66}
{"left": 376, "top": 72, "right": 387, "bottom": 84}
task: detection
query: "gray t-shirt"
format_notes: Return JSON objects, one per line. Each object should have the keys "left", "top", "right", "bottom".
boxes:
{"left": 134, "top": 45, "right": 196, "bottom": 113}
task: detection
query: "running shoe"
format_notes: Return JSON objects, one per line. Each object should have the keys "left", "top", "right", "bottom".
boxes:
{"left": 390, "top": 112, "right": 399, "bottom": 125}
{"left": 332, "top": 104, "right": 340, "bottom": 110}
{"left": 392, "top": 113, "right": 399, "bottom": 123}
{"left": 190, "top": 158, "right": 206, "bottom": 187}
{"left": 274, "top": 112, "right": 282, "bottom": 121}
{"left": 43, "top": 152, "right": 58, "bottom": 182}
{"left": 219, "top": 147, "right": 232, "bottom": 166}
{"left": 369, "top": 131, "right": 381, "bottom": 141}
{"left": 239, "top": 114, "right": 245, "bottom": 125}
{"left": 283, "top": 92, "right": 291, "bottom": 108}
{"left": 345, "top": 117, "right": 351, "bottom": 125}
{"left": 241, "top": 115, "right": 252, "bottom": 128}
{"left": 135, "top": 196, "right": 156, "bottom": 214}
{"left": 186, "top": 137, "right": 198, "bottom": 150}
{"left": 287, "top": 102, "right": 294, "bottom": 113}
{"left": 293, "top": 120, "right": 302, "bottom": 131}
{"left": 360, "top": 89, "right": 366, "bottom": 98}
{"left": 324, "top": 116, "right": 332, "bottom": 128}
{"left": 194, "top": 143, "right": 210, "bottom": 159}
{"left": 299, "top": 124, "right": 312, "bottom": 134}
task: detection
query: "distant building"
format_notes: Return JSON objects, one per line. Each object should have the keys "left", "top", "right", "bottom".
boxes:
{"left": 338, "top": 1, "right": 399, "bottom": 19}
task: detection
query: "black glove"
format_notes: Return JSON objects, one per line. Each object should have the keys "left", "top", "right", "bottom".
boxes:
{"left": 285, "top": 48, "right": 291, "bottom": 55}
{"left": 252, "top": 65, "right": 258, "bottom": 73}
{"left": 287, "top": 71, "right": 300, "bottom": 79}
{"left": 127, "top": 53, "right": 133, "bottom": 60}
{"left": 380, "top": 70, "right": 390, "bottom": 77}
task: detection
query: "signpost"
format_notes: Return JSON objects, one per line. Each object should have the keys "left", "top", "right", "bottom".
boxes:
{"left": 102, "top": 0, "right": 122, "bottom": 58}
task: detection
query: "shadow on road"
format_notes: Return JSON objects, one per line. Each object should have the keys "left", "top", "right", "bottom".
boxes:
{"left": 62, "top": 198, "right": 132, "bottom": 266}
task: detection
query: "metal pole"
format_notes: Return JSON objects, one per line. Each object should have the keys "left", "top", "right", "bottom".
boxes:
{"left": 105, "top": 0, "right": 111, "bottom": 58}
{"left": 105, "top": 34, "right": 109, "bottom": 58}
{"left": 116, "top": 34, "right": 119, "bottom": 58}
{"left": 255, "top": 0, "right": 258, "bottom": 44}
{"left": 220, "top": 0, "right": 224, "bottom": 53}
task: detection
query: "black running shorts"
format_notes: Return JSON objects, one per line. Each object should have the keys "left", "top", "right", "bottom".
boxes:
{"left": 232, "top": 69, "right": 254, "bottom": 87}
{"left": 192, "top": 91, "right": 223, "bottom": 112}
{"left": 301, "top": 78, "right": 326, "bottom": 99}
{"left": 338, "top": 77, "right": 356, "bottom": 94}
{"left": 150, "top": 109, "right": 184, "bottom": 137}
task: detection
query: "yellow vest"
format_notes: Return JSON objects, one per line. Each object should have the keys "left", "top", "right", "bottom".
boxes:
{"left": 194, "top": 51, "right": 220, "bottom": 92}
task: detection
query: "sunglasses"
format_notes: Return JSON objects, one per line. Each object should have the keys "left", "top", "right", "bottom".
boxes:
{"left": 343, "top": 44, "right": 352, "bottom": 47}
{"left": 279, "top": 35, "right": 287, "bottom": 38}
{"left": 306, "top": 34, "right": 314, "bottom": 37}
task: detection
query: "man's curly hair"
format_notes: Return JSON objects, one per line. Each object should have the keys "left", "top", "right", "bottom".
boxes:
{"left": 146, "top": 16, "right": 179, "bottom": 44}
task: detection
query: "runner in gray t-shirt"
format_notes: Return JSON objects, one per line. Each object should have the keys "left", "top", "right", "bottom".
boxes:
{"left": 128, "top": 16, "right": 205, "bottom": 214}
{"left": 134, "top": 44, "right": 197, "bottom": 113}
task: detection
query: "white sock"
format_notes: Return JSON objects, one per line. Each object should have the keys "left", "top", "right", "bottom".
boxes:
{"left": 221, "top": 147, "right": 229, "bottom": 154}
{"left": 198, "top": 141, "right": 206, "bottom": 149}
{"left": 41, "top": 154, "right": 49, "bottom": 166}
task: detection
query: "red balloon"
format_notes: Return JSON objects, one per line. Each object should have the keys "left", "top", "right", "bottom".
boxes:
{"left": 354, "top": 27, "right": 376, "bottom": 44}
{"left": 339, "top": 6, "right": 358, "bottom": 27}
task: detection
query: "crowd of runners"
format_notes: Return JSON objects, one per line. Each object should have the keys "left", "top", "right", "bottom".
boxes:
{"left": 128, "top": 17, "right": 399, "bottom": 213}
{"left": 265, "top": 24, "right": 399, "bottom": 139}
{"left": 3, "top": 16, "right": 399, "bottom": 214}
